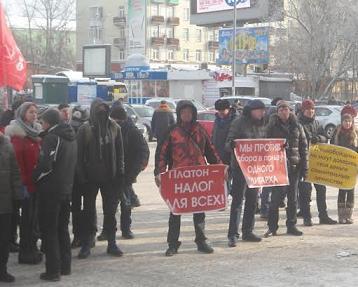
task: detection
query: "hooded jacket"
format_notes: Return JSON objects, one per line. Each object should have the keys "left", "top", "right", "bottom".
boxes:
{"left": 212, "top": 110, "right": 237, "bottom": 165}
{"left": 154, "top": 100, "right": 220, "bottom": 176}
{"left": 5, "top": 120, "right": 41, "bottom": 193}
{"left": 151, "top": 103, "right": 175, "bottom": 142}
{"left": 0, "top": 134, "right": 22, "bottom": 214}
{"left": 33, "top": 123, "right": 77, "bottom": 197}
{"left": 120, "top": 118, "right": 150, "bottom": 184}
{"left": 76, "top": 99, "right": 124, "bottom": 184}
{"left": 267, "top": 113, "right": 308, "bottom": 175}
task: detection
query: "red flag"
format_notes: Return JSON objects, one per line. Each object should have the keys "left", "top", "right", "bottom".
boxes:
{"left": 0, "top": 2, "right": 27, "bottom": 91}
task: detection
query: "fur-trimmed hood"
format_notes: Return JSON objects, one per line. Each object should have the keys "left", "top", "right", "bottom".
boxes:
{"left": 4, "top": 120, "right": 42, "bottom": 139}
{"left": 268, "top": 113, "right": 300, "bottom": 128}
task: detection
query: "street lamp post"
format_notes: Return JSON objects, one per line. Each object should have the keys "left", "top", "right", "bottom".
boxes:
{"left": 232, "top": 0, "right": 237, "bottom": 96}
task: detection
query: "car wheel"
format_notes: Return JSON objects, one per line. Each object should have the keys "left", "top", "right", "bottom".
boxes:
{"left": 325, "top": 124, "right": 336, "bottom": 139}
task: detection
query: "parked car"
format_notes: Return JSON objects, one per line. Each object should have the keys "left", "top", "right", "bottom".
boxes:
{"left": 314, "top": 105, "right": 342, "bottom": 138}
{"left": 131, "top": 104, "right": 155, "bottom": 141}
{"left": 124, "top": 104, "right": 149, "bottom": 141}
{"left": 220, "top": 96, "right": 272, "bottom": 107}
{"left": 197, "top": 110, "right": 216, "bottom": 137}
{"left": 145, "top": 97, "right": 207, "bottom": 112}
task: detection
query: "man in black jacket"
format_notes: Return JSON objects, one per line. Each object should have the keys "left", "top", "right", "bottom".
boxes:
{"left": 265, "top": 101, "right": 308, "bottom": 237}
{"left": 298, "top": 99, "right": 337, "bottom": 226}
{"left": 151, "top": 100, "right": 175, "bottom": 143}
{"left": 225, "top": 100, "right": 267, "bottom": 247}
{"left": 76, "top": 99, "right": 125, "bottom": 259}
{"left": 33, "top": 109, "right": 77, "bottom": 282}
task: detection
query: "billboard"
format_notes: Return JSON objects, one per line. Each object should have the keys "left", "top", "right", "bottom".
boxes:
{"left": 197, "top": 0, "right": 250, "bottom": 14}
{"left": 128, "top": 0, "right": 146, "bottom": 55}
{"left": 82, "top": 45, "right": 111, "bottom": 78}
{"left": 190, "top": 0, "right": 284, "bottom": 27}
{"left": 217, "top": 27, "right": 269, "bottom": 65}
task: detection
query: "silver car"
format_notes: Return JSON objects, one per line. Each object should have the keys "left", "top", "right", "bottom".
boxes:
{"left": 315, "top": 105, "right": 342, "bottom": 138}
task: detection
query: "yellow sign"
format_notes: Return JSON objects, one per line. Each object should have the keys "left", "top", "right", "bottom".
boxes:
{"left": 307, "top": 144, "right": 358, "bottom": 189}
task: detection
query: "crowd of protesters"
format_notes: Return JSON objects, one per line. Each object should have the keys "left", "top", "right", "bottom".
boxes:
{"left": 0, "top": 96, "right": 357, "bottom": 283}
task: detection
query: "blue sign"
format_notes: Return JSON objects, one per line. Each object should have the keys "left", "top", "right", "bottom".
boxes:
{"left": 112, "top": 70, "right": 168, "bottom": 81}
{"left": 217, "top": 27, "right": 269, "bottom": 65}
{"left": 124, "top": 65, "right": 150, "bottom": 72}
{"left": 225, "top": 0, "right": 249, "bottom": 7}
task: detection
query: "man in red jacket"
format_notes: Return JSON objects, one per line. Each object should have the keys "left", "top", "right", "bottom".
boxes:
{"left": 154, "top": 100, "right": 221, "bottom": 256}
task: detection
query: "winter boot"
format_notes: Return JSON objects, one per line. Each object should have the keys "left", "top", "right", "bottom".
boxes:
{"left": 196, "top": 241, "right": 214, "bottom": 254}
{"left": 319, "top": 215, "right": 337, "bottom": 225}
{"left": 338, "top": 203, "right": 346, "bottom": 224}
{"left": 165, "top": 241, "right": 181, "bottom": 257}
{"left": 78, "top": 239, "right": 91, "bottom": 259}
{"left": 107, "top": 233, "right": 123, "bottom": 257}
{"left": 346, "top": 208, "right": 354, "bottom": 224}
{"left": 287, "top": 226, "right": 303, "bottom": 236}
{"left": 40, "top": 273, "right": 60, "bottom": 282}
{"left": 0, "top": 266, "right": 15, "bottom": 283}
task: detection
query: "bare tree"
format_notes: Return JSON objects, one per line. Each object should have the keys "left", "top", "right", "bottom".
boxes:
{"left": 13, "top": 0, "right": 76, "bottom": 71}
{"left": 271, "top": 0, "right": 358, "bottom": 99}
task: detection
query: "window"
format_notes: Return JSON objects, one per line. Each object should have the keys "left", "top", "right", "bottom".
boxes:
{"left": 167, "top": 27, "right": 174, "bottom": 38}
{"left": 152, "top": 49, "right": 160, "bottom": 60}
{"left": 119, "top": 27, "right": 125, "bottom": 38}
{"left": 183, "top": 49, "right": 189, "bottom": 61}
{"left": 196, "top": 29, "right": 202, "bottom": 42}
{"left": 89, "top": 6, "right": 103, "bottom": 21}
{"left": 119, "top": 49, "right": 125, "bottom": 60}
{"left": 183, "top": 8, "right": 190, "bottom": 21}
{"left": 315, "top": 108, "right": 333, "bottom": 117}
{"left": 152, "top": 26, "right": 160, "bottom": 37}
{"left": 89, "top": 27, "right": 103, "bottom": 44}
{"left": 118, "top": 6, "right": 125, "bottom": 17}
{"left": 209, "top": 51, "right": 216, "bottom": 63}
{"left": 183, "top": 28, "right": 189, "bottom": 41}
{"left": 167, "top": 6, "right": 175, "bottom": 17}
{"left": 151, "top": 4, "right": 159, "bottom": 16}
{"left": 196, "top": 50, "right": 202, "bottom": 62}
{"left": 168, "top": 50, "right": 175, "bottom": 61}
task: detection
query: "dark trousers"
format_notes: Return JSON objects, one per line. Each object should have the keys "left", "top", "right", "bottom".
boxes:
{"left": 11, "top": 202, "right": 20, "bottom": 244}
{"left": 299, "top": 182, "right": 328, "bottom": 219}
{"left": 120, "top": 201, "right": 132, "bottom": 233}
{"left": 338, "top": 189, "right": 354, "bottom": 208}
{"left": 82, "top": 182, "right": 120, "bottom": 245}
{"left": 268, "top": 171, "right": 299, "bottom": 232}
{"left": 0, "top": 214, "right": 12, "bottom": 273}
{"left": 228, "top": 168, "right": 258, "bottom": 238}
{"left": 19, "top": 192, "right": 39, "bottom": 255}
{"left": 167, "top": 213, "right": 206, "bottom": 247}
{"left": 72, "top": 183, "right": 97, "bottom": 240}
{"left": 39, "top": 195, "right": 71, "bottom": 276}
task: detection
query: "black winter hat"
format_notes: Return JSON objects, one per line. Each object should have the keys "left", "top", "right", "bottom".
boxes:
{"left": 110, "top": 106, "right": 127, "bottom": 121}
{"left": 247, "top": 99, "right": 266, "bottom": 111}
{"left": 41, "top": 108, "right": 61, "bottom": 127}
{"left": 215, "top": 99, "right": 230, "bottom": 111}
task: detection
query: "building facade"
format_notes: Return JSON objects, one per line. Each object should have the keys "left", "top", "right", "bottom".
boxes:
{"left": 76, "top": 0, "right": 219, "bottom": 71}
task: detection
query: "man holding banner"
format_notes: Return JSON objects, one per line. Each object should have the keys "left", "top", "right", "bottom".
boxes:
{"left": 298, "top": 99, "right": 337, "bottom": 226}
{"left": 154, "top": 100, "right": 221, "bottom": 256}
{"left": 225, "top": 100, "right": 267, "bottom": 247}
{"left": 265, "top": 101, "right": 308, "bottom": 237}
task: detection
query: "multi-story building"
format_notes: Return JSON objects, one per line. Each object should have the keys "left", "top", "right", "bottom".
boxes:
{"left": 76, "top": 0, "right": 219, "bottom": 71}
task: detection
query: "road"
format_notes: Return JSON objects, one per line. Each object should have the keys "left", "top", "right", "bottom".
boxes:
{"left": 7, "top": 143, "right": 358, "bottom": 287}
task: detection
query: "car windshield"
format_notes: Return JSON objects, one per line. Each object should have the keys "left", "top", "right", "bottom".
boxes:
{"left": 133, "top": 107, "right": 154, "bottom": 118}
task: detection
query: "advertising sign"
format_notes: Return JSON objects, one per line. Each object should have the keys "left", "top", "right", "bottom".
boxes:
{"left": 197, "top": 0, "right": 250, "bottom": 14}
{"left": 160, "top": 165, "right": 228, "bottom": 215}
{"left": 307, "top": 144, "right": 358, "bottom": 190}
{"left": 218, "top": 27, "right": 269, "bottom": 65}
{"left": 128, "top": 0, "right": 146, "bottom": 55}
{"left": 234, "top": 139, "right": 289, "bottom": 188}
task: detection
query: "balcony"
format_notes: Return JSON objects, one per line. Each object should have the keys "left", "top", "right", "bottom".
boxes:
{"left": 151, "top": 15, "right": 165, "bottom": 25}
{"left": 151, "top": 37, "right": 165, "bottom": 47}
{"left": 113, "top": 16, "right": 126, "bottom": 26}
{"left": 166, "top": 38, "right": 180, "bottom": 49}
{"left": 167, "top": 17, "right": 180, "bottom": 26}
{"left": 113, "top": 37, "right": 126, "bottom": 48}
{"left": 208, "top": 41, "right": 219, "bottom": 50}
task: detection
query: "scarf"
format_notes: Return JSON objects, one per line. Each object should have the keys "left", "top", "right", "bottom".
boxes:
{"left": 15, "top": 118, "right": 41, "bottom": 140}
